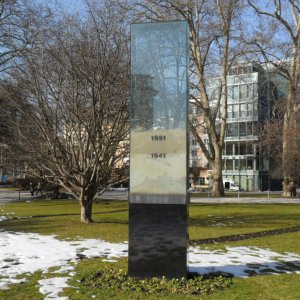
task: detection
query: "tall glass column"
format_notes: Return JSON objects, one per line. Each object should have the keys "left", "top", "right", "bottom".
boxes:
{"left": 129, "top": 21, "right": 189, "bottom": 278}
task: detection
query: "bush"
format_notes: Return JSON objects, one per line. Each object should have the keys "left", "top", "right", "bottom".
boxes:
{"left": 80, "top": 268, "right": 232, "bottom": 297}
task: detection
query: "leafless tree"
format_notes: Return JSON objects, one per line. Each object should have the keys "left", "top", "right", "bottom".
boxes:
{"left": 5, "top": 1, "right": 130, "bottom": 223}
{"left": 247, "top": 0, "right": 300, "bottom": 195}
{"left": 0, "top": 0, "right": 35, "bottom": 73}
{"left": 0, "top": 0, "right": 41, "bottom": 183}
{"left": 134, "top": 0, "right": 243, "bottom": 196}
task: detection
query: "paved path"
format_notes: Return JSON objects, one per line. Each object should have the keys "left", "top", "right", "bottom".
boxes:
{"left": 1, "top": 188, "right": 300, "bottom": 204}
{"left": 0, "top": 189, "right": 32, "bottom": 204}
{"left": 99, "top": 189, "right": 129, "bottom": 201}
{"left": 190, "top": 197, "right": 300, "bottom": 204}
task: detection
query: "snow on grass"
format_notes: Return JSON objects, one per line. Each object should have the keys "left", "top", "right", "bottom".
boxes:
{"left": 0, "top": 230, "right": 127, "bottom": 298}
{"left": 1, "top": 212, "right": 300, "bottom": 299}
{"left": 38, "top": 277, "right": 70, "bottom": 300}
{"left": 189, "top": 246, "right": 300, "bottom": 277}
{"left": 1, "top": 230, "right": 300, "bottom": 299}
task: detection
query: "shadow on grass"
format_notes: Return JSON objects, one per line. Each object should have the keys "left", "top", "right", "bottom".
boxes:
{"left": 190, "top": 226, "right": 300, "bottom": 245}
{"left": 189, "top": 211, "right": 300, "bottom": 228}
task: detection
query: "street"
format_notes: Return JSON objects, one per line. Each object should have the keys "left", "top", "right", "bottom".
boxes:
{"left": 0, "top": 189, "right": 32, "bottom": 204}
{"left": 1, "top": 188, "right": 300, "bottom": 204}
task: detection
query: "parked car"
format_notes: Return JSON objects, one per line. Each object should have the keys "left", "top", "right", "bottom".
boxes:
{"left": 223, "top": 179, "right": 240, "bottom": 191}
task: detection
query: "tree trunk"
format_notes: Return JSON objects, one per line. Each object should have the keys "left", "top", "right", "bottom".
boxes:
{"left": 282, "top": 87, "right": 297, "bottom": 198}
{"left": 79, "top": 184, "right": 97, "bottom": 223}
{"left": 211, "top": 152, "right": 224, "bottom": 197}
{"left": 80, "top": 199, "right": 93, "bottom": 224}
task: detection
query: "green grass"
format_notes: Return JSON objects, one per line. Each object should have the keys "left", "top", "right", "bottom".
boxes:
{"left": 189, "top": 203, "right": 300, "bottom": 242}
{"left": 0, "top": 199, "right": 128, "bottom": 242}
{"left": 0, "top": 199, "right": 300, "bottom": 299}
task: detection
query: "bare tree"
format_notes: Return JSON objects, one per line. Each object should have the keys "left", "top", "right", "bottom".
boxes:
{"left": 0, "top": 0, "right": 40, "bottom": 72}
{"left": 5, "top": 2, "right": 130, "bottom": 223}
{"left": 247, "top": 0, "right": 300, "bottom": 195}
{"left": 0, "top": 0, "right": 40, "bottom": 182}
{"left": 135, "top": 0, "right": 243, "bottom": 196}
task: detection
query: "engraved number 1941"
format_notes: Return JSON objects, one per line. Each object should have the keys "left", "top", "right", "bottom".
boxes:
{"left": 151, "top": 153, "right": 166, "bottom": 158}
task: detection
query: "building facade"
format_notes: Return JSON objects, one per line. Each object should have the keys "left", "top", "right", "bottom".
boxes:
{"left": 190, "top": 62, "right": 284, "bottom": 191}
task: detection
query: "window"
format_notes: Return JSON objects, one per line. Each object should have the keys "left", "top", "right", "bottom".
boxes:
{"left": 227, "top": 86, "right": 234, "bottom": 103}
{"left": 225, "top": 142, "right": 234, "bottom": 155}
{"left": 239, "top": 142, "right": 247, "bottom": 155}
{"left": 247, "top": 159, "right": 253, "bottom": 169}
{"left": 247, "top": 83, "right": 253, "bottom": 98}
{"left": 226, "top": 159, "right": 233, "bottom": 170}
{"left": 228, "top": 105, "right": 233, "bottom": 118}
{"left": 253, "top": 104, "right": 258, "bottom": 117}
{"left": 239, "top": 159, "right": 247, "bottom": 170}
{"left": 246, "top": 122, "right": 253, "bottom": 135}
{"left": 227, "top": 123, "right": 238, "bottom": 137}
{"left": 233, "top": 85, "right": 239, "bottom": 100}
{"left": 239, "top": 122, "right": 247, "bottom": 136}
{"left": 240, "top": 104, "right": 247, "bottom": 118}
{"left": 192, "top": 150, "right": 197, "bottom": 157}
{"left": 199, "top": 177, "right": 206, "bottom": 185}
{"left": 247, "top": 103, "right": 253, "bottom": 117}
{"left": 240, "top": 84, "right": 247, "bottom": 99}
{"left": 233, "top": 104, "right": 239, "bottom": 118}
{"left": 192, "top": 139, "right": 197, "bottom": 146}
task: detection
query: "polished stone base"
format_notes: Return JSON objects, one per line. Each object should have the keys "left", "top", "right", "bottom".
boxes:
{"left": 128, "top": 203, "right": 188, "bottom": 279}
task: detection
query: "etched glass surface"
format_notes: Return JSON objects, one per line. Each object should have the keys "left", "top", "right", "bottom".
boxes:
{"left": 130, "top": 21, "right": 188, "bottom": 202}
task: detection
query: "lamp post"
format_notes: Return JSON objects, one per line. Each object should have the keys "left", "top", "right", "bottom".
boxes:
{"left": 238, "top": 168, "right": 240, "bottom": 199}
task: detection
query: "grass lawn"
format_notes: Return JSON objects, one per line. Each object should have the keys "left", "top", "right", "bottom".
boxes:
{"left": 0, "top": 199, "right": 300, "bottom": 299}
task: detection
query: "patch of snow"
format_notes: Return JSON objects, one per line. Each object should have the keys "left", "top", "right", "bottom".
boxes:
{"left": 0, "top": 216, "right": 12, "bottom": 222}
{"left": 189, "top": 246, "right": 300, "bottom": 277}
{"left": 38, "top": 277, "right": 70, "bottom": 300}
{"left": 0, "top": 230, "right": 127, "bottom": 298}
{"left": 1, "top": 213, "right": 300, "bottom": 299}
{"left": 0, "top": 278, "right": 28, "bottom": 290}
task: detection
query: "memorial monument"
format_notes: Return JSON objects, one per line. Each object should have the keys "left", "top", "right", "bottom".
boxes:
{"left": 129, "top": 21, "right": 189, "bottom": 278}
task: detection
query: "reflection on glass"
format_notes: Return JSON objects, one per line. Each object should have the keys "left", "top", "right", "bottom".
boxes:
{"left": 130, "top": 21, "right": 188, "bottom": 199}
{"left": 131, "top": 21, "right": 188, "bottom": 131}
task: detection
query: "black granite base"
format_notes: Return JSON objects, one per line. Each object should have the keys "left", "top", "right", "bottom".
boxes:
{"left": 128, "top": 203, "right": 188, "bottom": 279}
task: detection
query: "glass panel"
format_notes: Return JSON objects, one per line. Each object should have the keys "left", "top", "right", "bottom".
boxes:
{"left": 253, "top": 104, "right": 258, "bottom": 117}
{"left": 240, "top": 84, "right": 247, "bottom": 99}
{"left": 247, "top": 83, "right": 253, "bottom": 98}
{"left": 247, "top": 159, "right": 253, "bottom": 170}
{"left": 130, "top": 21, "right": 188, "bottom": 200}
{"left": 228, "top": 105, "right": 233, "bottom": 118}
{"left": 226, "top": 159, "right": 233, "bottom": 170}
{"left": 246, "top": 122, "right": 253, "bottom": 135}
{"left": 239, "top": 142, "right": 247, "bottom": 155}
{"left": 233, "top": 104, "right": 239, "bottom": 118}
{"left": 233, "top": 85, "right": 239, "bottom": 101}
{"left": 240, "top": 104, "right": 247, "bottom": 118}
{"left": 227, "top": 86, "right": 234, "bottom": 103}
{"left": 227, "top": 123, "right": 238, "bottom": 137}
{"left": 239, "top": 122, "right": 246, "bottom": 136}
{"left": 131, "top": 22, "right": 188, "bottom": 131}
{"left": 247, "top": 103, "right": 253, "bottom": 117}
{"left": 248, "top": 141, "right": 253, "bottom": 154}
{"left": 225, "top": 142, "right": 234, "bottom": 155}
